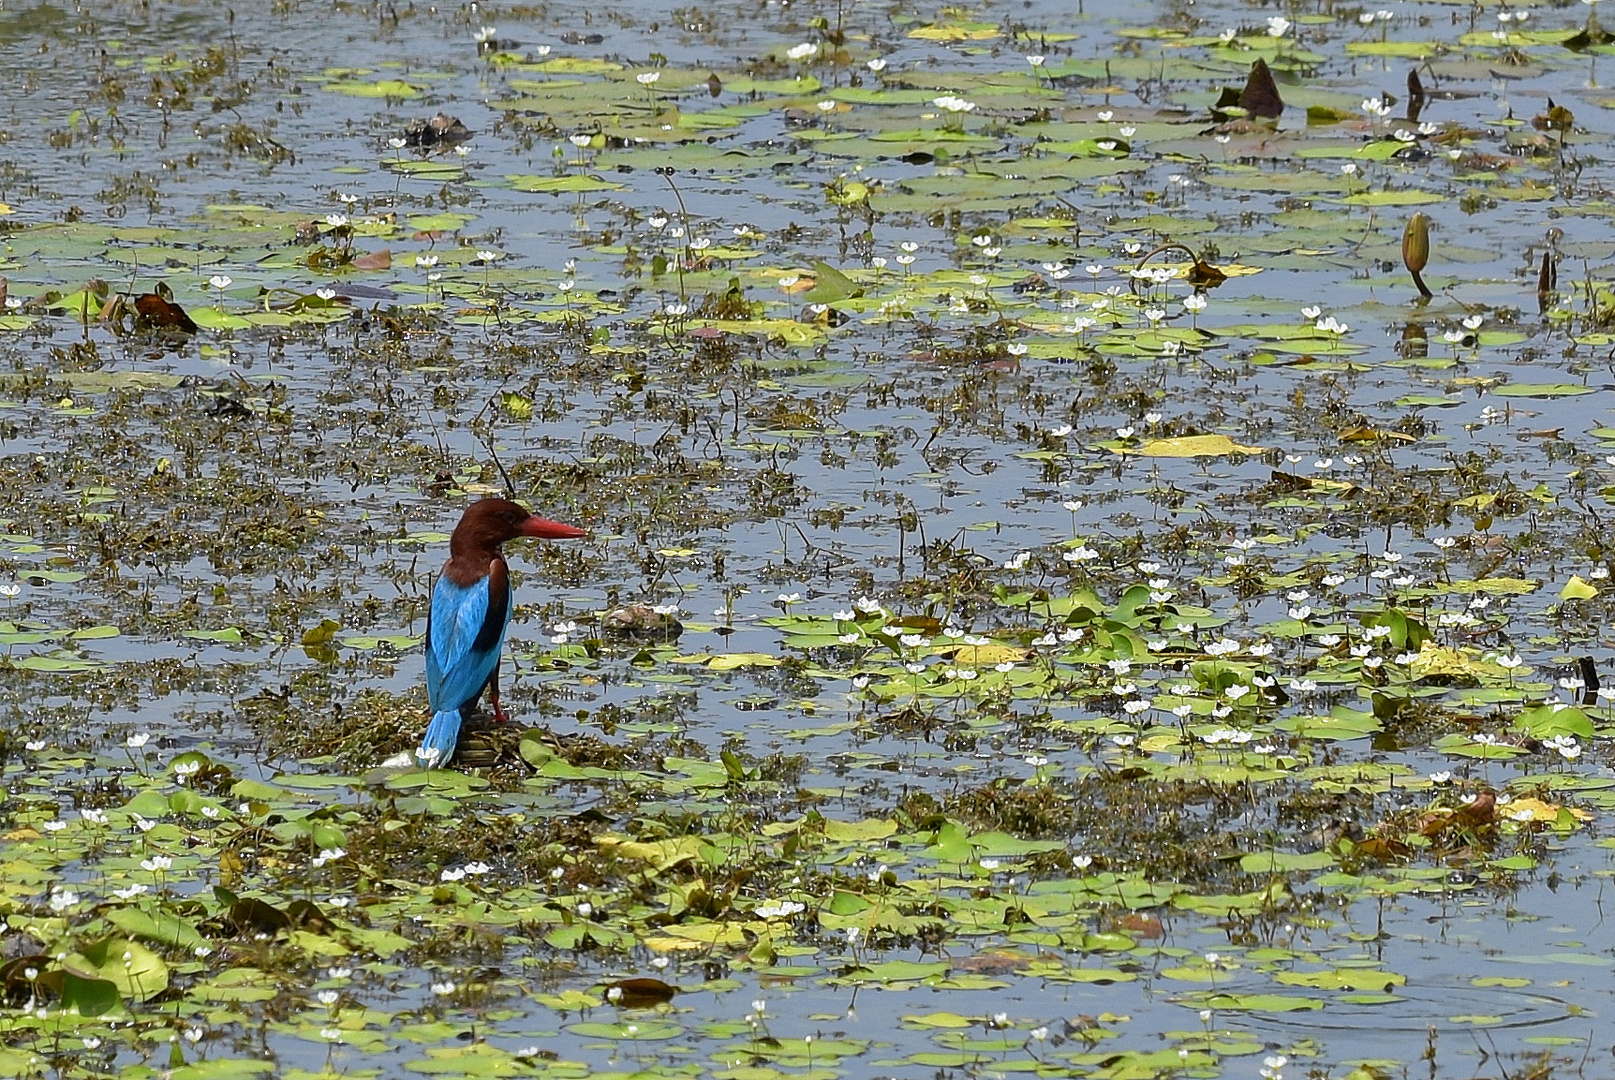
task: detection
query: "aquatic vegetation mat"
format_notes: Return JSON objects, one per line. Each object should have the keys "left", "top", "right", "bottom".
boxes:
{"left": 3, "top": 0, "right": 1615, "bottom": 1077}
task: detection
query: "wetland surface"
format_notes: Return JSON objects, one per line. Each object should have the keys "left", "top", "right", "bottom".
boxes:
{"left": 6, "top": 0, "right": 1615, "bottom": 1077}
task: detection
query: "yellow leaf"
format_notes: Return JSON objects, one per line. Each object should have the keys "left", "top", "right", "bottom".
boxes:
{"left": 1340, "top": 427, "right": 1416, "bottom": 443}
{"left": 645, "top": 922, "right": 755, "bottom": 946}
{"left": 708, "top": 652, "right": 781, "bottom": 670}
{"left": 596, "top": 835, "right": 712, "bottom": 868}
{"left": 823, "top": 818, "right": 899, "bottom": 842}
{"left": 1504, "top": 797, "right": 1591, "bottom": 824}
{"left": 671, "top": 652, "right": 781, "bottom": 670}
{"left": 1207, "top": 261, "right": 1265, "bottom": 278}
{"left": 943, "top": 644, "right": 1027, "bottom": 665}
{"left": 1561, "top": 575, "right": 1599, "bottom": 600}
{"left": 657, "top": 548, "right": 698, "bottom": 557}
{"left": 1128, "top": 434, "right": 1264, "bottom": 458}
{"left": 642, "top": 933, "right": 725, "bottom": 952}
{"left": 907, "top": 20, "right": 1002, "bottom": 41}
{"left": 1463, "top": 576, "right": 1539, "bottom": 595}
{"left": 1406, "top": 642, "right": 1509, "bottom": 681}
{"left": 301, "top": 618, "right": 340, "bottom": 646}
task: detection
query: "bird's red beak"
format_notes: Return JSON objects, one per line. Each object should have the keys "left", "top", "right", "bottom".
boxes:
{"left": 521, "top": 515, "right": 588, "bottom": 540}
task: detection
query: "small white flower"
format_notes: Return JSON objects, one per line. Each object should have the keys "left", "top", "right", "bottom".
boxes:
{"left": 312, "top": 847, "right": 346, "bottom": 867}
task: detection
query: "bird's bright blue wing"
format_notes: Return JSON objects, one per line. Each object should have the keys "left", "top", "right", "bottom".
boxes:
{"left": 425, "top": 569, "right": 513, "bottom": 714}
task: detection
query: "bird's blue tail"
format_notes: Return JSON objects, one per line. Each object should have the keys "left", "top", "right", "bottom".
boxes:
{"left": 416, "top": 710, "right": 461, "bottom": 769}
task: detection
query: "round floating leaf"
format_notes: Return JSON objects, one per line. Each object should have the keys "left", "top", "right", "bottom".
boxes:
{"left": 567, "top": 1019, "right": 684, "bottom": 1039}
{"left": 1126, "top": 434, "right": 1265, "bottom": 458}
{"left": 324, "top": 78, "right": 423, "bottom": 98}
{"left": 63, "top": 938, "right": 169, "bottom": 1003}
{"left": 56, "top": 971, "right": 121, "bottom": 1016}
{"left": 1490, "top": 383, "right": 1596, "bottom": 398}
{"left": 506, "top": 174, "right": 628, "bottom": 193}
{"left": 184, "top": 627, "right": 244, "bottom": 643}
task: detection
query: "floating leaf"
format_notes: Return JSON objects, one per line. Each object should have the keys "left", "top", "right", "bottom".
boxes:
{"left": 601, "top": 977, "right": 679, "bottom": 1007}
{"left": 324, "top": 78, "right": 422, "bottom": 99}
{"left": 1562, "top": 575, "right": 1599, "bottom": 600}
{"left": 1126, "top": 434, "right": 1265, "bottom": 458}
{"left": 506, "top": 174, "right": 628, "bottom": 193}
{"left": 184, "top": 627, "right": 244, "bottom": 643}
{"left": 63, "top": 938, "right": 169, "bottom": 1003}
{"left": 1490, "top": 383, "right": 1596, "bottom": 398}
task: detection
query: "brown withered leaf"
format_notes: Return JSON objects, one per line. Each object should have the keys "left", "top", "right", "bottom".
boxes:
{"left": 228, "top": 896, "right": 291, "bottom": 936}
{"left": 402, "top": 113, "right": 473, "bottom": 147}
{"left": 133, "top": 291, "right": 199, "bottom": 333}
{"left": 1340, "top": 427, "right": 1416, "bottom": 444}
{"left": 1353, "top": 835, "right": 1412, "bottom": 861}
{"left": 955, "top": 950, "right": 1035, "bottom": 974}
{"left": 1451, "top": 789, "right": 1497, "bottom": 829}
{"left": 1113, "top": 912, "right": 1165, "bottom": 939}
{"left": 1239, "top": 57, "right": 1284, "bottom": 119}
{"left": 1532, "top": 98, "right": 1573, "bottom": 132}
{"left": 351, "top": 249, "right": 392, "bottom": 271}
{"left": 1186, "top": 260, "right": 1227, "bottom": 289}
{"left": 1268, "top": 470, "right": 1314, "bottom": 492}
{"left": 602, "top": 977, "right": 678, "bottom": 1008}
{"left": 888, "top": 615, "right": 942, "bottom": 634}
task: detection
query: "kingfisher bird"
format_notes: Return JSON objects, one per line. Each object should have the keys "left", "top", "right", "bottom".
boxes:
{"left": 416, "top": 498, "right": 587, "bottom": 768}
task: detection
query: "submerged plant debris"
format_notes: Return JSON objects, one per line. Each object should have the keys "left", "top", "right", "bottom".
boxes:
{"left": 3, "top": 0, "right": 1615, "bottom": 1077}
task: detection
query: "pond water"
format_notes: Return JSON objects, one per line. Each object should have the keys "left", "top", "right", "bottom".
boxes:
{"left": 4, "top": 0, "right": 1615, "bottom": 1077}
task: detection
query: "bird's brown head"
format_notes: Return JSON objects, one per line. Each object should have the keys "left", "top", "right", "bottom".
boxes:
{"left": 452, "top": 498, "right": 588, "bottom": 556}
